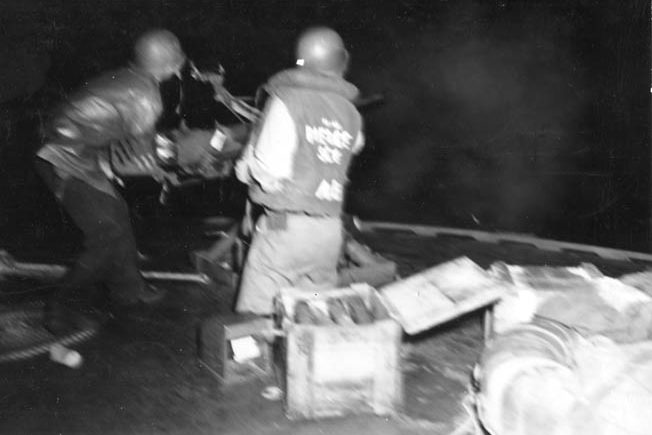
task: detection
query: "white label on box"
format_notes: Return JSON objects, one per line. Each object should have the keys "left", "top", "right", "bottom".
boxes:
{"left": 312, "top": 341, "right": 375, "bottom": 383}
{"left": 231, "top": 336, "right": 261, "bottom": 363}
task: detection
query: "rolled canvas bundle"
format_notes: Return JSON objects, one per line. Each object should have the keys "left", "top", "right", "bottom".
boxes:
{"left": 474, "top": 319, "right": 581, "bottom": 435}
{"left": 474, "top": 318, "right": 652, "bottom": 435}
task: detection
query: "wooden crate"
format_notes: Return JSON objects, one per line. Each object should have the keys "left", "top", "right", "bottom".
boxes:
{"left": 197, "top": 313, "right": 274, "bottom": 385}
{"left": 278, "top": 284, "right": 403, "bottom": 420}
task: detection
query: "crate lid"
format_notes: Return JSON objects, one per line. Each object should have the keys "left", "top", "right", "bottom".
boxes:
{"left": 378, "top": 256, "right": 507, "bottom": 335}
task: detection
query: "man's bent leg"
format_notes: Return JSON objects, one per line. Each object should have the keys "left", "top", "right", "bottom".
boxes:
{"left": 58, "top": 179, "right": 129, "bottom": 292}
{"left": 236, "top": 215, "right": 294, "bottom": 315}
{"left": 289, "top": 215, "right": 343, "bottom": 289}
{"left": 35, "top": 161, "right": 116, "bottom": 331}
{"left": 235, "top": 214, "right": 343, "bottom": 315}
{"left": 103, "top": 192, "right": 150, "bottom": 306}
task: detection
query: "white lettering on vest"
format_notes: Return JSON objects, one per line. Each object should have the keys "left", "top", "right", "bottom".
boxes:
{"left": 314, "top": 179, "right": 343, "bottom": 202}
{"left": 305, "top": 125, "right": 353, "bottom": 150}
{"left": 317, "top": 145, "right": 342, "bottom": 164}
{"left": 306, "top": 118, "right": 352, "bottom": 146}
{"left": 306, "top": 118, "right": 353, "bottom": 165}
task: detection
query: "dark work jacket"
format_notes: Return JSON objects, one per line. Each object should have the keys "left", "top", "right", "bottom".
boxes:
{"left": 37, "top": 66, "right": 162, "bottom": 197}
{"left": 248, "top": 68, "right": 362, "bottom": 216}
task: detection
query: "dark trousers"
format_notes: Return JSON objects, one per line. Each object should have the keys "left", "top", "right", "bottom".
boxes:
{"left": 35, "top": 159, "right": 145, "bottom": 306}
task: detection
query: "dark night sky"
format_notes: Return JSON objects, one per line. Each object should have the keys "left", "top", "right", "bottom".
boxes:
{"left": 0, "top": 0, "right": 650, "bottom": 250}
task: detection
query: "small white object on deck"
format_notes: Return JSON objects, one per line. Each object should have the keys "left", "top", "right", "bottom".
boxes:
{"left": 49, "top": 344, "right": 83, "bottom": 369}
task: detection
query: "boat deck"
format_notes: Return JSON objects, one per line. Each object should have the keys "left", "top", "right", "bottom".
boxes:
{"left": 1, "top": 216, "right": 649, "bottom": 435}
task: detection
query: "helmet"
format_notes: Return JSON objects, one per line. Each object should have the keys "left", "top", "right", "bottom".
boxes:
{"left": 295, "top": 27, "right": 349, "bottom": 76}
{"left": 133, "top": 29, "right": 186, "bottom": 80}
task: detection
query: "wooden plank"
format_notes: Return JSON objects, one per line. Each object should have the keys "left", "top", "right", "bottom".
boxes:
{"left": 379, "top": 257, "right": 505, "bottom": 335}
{"left": 0, "top": 258, "right": 210, "bottom": 284}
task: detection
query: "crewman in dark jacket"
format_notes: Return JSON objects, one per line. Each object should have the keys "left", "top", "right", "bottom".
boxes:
{"left": 35, "top": 29, "right": 186, "bottom": 332}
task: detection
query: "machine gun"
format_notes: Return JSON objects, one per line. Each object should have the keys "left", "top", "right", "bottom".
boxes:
{"left": 107, "top": 63, "right": 384, "bottom": 203}
{"left": 107, "top": 61, "right": 261, "bottom": 193}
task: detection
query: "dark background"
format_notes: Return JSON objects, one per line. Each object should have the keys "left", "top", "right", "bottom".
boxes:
{"left": 0, "top": 0, "right": 650, "bottom": 251}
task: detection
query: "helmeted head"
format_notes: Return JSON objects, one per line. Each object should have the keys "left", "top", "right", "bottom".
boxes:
{"left": 133, "top": 29, "right": 186, "bottom": 81}
{"left": 295, "top": 27, "right": 349, "bottom": 77}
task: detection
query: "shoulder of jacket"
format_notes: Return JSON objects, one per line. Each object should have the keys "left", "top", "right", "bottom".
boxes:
{"left": 78, "top": 67, "right": 156, "bottom": 99}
